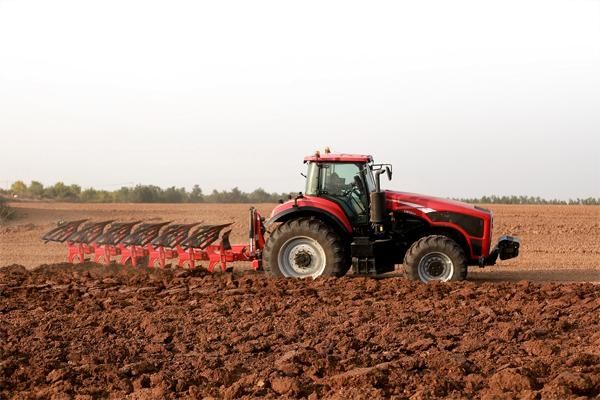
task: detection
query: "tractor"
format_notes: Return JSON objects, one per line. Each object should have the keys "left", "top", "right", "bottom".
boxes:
{"left": 262, "top": 150, "right": 520, "bottom": 281}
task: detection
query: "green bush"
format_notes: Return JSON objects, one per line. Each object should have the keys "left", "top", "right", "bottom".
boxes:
{"left": 0, "top": 198, "right": 14, "bottom": 222}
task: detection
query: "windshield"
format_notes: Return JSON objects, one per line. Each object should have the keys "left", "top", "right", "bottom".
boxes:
{"left": 305, "top": 162, "right": 319, "bottom": 195}
{"left": 305, "top": 162, "right": 375, "bottom": 195}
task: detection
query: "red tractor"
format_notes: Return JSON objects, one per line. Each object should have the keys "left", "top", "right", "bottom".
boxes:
{"left": 43, "top": 150, "right": 520, "bottom": 282}
{"left": 262, "top": 150, "right": 520, "bottom": 282}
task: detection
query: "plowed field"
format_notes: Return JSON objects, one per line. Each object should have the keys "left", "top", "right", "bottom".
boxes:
{"left": 1, "top": 203, "right": 599, "bottom": 276}
{"left": 1, "top": 203, "right": 599, "bottom": 399}
{"left": 2, "top": 264, "right": 599, "bottom": 399}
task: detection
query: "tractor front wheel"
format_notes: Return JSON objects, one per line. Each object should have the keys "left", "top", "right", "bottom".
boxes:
{"left": 403, "top": 235, "right": 467, "bottom": 282}
{"left": 263, "top": 218, "right": 349, "bottom": 278}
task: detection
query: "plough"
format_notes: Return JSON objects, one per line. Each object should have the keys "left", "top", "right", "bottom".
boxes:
{"left": 42, "top": 208, "right": 265, "bottom": 272}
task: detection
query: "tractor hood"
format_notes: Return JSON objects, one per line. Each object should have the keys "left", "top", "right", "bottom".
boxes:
{"left": 385, "top": 190, "right": 491, "bottom": 219}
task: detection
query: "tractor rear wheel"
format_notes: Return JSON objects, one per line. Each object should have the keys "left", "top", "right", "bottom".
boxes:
{"left": 263, "top": 218, "right": 349, "bottom": 278}
{"left": 403, "top": 235, "right": 467, "bottom": 282}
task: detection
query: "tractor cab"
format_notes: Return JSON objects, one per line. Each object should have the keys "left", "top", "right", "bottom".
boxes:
{"left": 304, "top": 154, "right": 374, "bottom": 225}
{"left": 303, "top": 152, "right": 392, "bottom": 229}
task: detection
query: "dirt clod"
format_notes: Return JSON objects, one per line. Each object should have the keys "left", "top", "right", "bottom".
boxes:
{"left": 270, "top": 376, "right": 297, "bottom": 394}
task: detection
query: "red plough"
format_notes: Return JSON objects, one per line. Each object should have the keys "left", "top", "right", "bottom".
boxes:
{"left": 42, "top": 208, "right": 266, "bottom": 271}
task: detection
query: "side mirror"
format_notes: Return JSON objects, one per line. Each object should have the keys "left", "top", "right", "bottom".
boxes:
{"left": 386, "top": 166, "right": 392, "bottom": 181}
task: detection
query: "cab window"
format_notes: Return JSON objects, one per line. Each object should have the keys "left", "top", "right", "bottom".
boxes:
{"left": 319, "top": 163, "right": 369, "bottom": 224}
{"left": 321, "top": 163, "right": 360, "bottom": 195}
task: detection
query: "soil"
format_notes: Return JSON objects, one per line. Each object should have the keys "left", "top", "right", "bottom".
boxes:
{"left": 1, "top": 263, "right": 600, "bottom": 399}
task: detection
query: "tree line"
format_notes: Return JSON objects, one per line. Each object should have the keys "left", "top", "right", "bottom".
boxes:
{"left": 454, "top": 195, "right": 600, "bottom": 205}
{"left": 3, "top": 181, "right": 294, "bottom": 203}
{"left": 2, "top": 180, "right": 599, "bottom": 205}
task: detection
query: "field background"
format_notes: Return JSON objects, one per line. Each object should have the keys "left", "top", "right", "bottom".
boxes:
{"left": 1, "top": 202, "right": 598, "bottom": 280}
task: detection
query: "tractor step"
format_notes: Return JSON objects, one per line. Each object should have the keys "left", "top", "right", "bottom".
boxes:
{"left": 351, "top": 237, "right": 396, "bottom": 275}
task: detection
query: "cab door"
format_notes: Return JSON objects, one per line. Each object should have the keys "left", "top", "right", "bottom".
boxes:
{"left": 318, "top": 163, "right": 370, "bottom": 225}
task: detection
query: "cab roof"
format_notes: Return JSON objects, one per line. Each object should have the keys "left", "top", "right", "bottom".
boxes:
{"left": 304, "top": 153, "right": 373, "bottom": 163}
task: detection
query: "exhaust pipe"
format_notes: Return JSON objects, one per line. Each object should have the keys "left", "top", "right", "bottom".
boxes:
{"left": 370, "top": 168, "right": 387, "bottom": 228}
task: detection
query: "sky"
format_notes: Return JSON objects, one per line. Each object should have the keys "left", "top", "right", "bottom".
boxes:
{"left": 0, "top": 0, "right": 599, "bottom": 199}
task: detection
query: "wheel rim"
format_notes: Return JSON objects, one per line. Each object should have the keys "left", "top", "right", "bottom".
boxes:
{"left": 417, "top": 252, "right": 454, "bottom": 282}
{"left": 278, "top": 236, "right": 326, "bottom": 278}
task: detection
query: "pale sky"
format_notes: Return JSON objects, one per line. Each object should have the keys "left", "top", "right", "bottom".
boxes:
{"left": 0, "top": 0, "right": 599, "bottom": 199}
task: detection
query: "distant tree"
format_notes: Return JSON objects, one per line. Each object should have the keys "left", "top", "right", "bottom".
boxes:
{"left": 229, "top": 187, "right": 246, "bottom": 203}
{"left": 44, "top": 182, "right": 79, "bottom": 201}
{"left": 130, "top": 185, "right": 160, "bottom": 203}
{"left": 248, "top": 188, "right": 271, "bottom": 203}
{"left": 28, "top": 181, "right": 44, "bottom": 198}
{"left": 79, "top": 189, "right": 112, "bottom": 203}
{"left": 69, "top": 184, "right": 81, "bottom": 196}
{"left": 190, "top": 185, "right": 204, "bottom": 203}
{"left": 10, "top": 180, "right": 27, "bottom": 196}
{"left": 163, "top": 186, "right": 187, "bottom": 203}
{"left": 206, "top": 189, "right": 224, "bottom": 203}
{"left": 109, "top": 187, "right": 126, "bottom": 202}
{"left": 97, "top": 190, "right": 113, "bottom": 203}
{"left": 80, "top": 188, "right": 99, "bottom": 202}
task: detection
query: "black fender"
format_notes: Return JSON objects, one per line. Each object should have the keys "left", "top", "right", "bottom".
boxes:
{"left": 393, "top": 211, "right": 476, "bottom": 262}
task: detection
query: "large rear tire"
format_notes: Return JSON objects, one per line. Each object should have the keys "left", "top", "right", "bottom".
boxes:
{"left": 404, "top": 235, "right": 467, "bottom": 282}
{"left": 263, "top": 218, "right": 349, "bottom": 278}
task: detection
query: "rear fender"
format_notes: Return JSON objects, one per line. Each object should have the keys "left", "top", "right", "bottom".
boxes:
{"left": 269, "top": 198, "right": 353, "bottom": 237}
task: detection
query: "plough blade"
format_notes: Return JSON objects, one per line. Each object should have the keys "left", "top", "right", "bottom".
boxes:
{"left": 151, "top": 223, "right": 201, "bottom": 248}
{"left": 68, "top": 220, "right": 114, "bottom": 244}
{"left": 121, "top": 222, "right": 171, "bottom": 246}
{"left": 95, "top": 221, "right": 142, "bottom": 245}
{"left": 42, "top": 220, "right": 88, "bottom": 243}
{"left": 221, "top": 229, "right": 232, "bottom": 251}
{"left": 181, "top": 223, "right": 232, "bottom": 250}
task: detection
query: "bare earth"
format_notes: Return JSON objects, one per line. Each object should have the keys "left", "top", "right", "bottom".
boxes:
{"left": 1, "top": 203, "right": 600, "bottom": 399}
{"left": 1, "top": 202, "right": 599, "bottom": 281}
